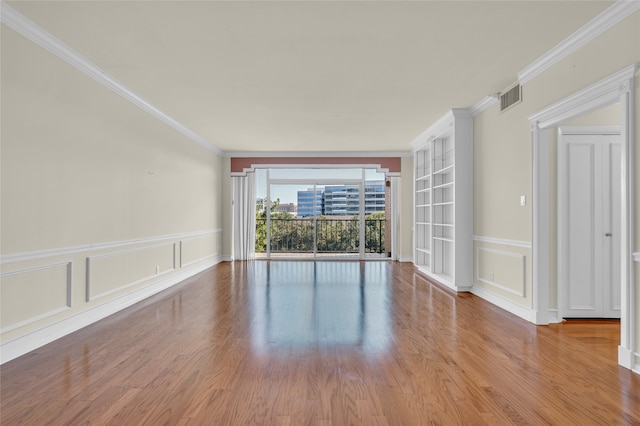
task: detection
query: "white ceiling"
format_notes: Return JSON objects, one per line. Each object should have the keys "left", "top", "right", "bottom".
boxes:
{"left": 6, "top": 1, "right": 614, "bottom": 154}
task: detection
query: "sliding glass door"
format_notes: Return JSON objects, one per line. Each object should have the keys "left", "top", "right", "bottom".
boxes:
{"left": 256, "top": 168, "right": 390, "bottom": 260}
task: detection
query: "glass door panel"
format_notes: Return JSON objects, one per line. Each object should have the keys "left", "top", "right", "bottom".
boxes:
{"left": 364, "top": 169, "right": 390, "bottom": 258}
{"left": 316, "top": 184, "right": 360, "bottom": 258}
{"left": 255, "top": 168, "right": 392, "bottom": 260}
{"left": 264, "top": 183, "right": 316, "bottom": 258}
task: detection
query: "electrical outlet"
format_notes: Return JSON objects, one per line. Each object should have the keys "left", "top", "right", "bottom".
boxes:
{"left": 155, "top": 266, "right": 160, "bottom": 275}
{"left": 489, "top": 272, "right": 495, "bottom": 282}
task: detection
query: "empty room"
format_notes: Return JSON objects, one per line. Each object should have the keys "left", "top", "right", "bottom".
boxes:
{"left": 1, "top": 0, "right": 640, "bottom": 424}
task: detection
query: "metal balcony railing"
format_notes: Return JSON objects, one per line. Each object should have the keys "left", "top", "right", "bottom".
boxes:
{"left": 255, "top": 218, "right": 385, "bottom": 254}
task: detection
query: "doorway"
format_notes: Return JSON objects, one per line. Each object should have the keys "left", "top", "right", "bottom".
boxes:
{"left": 558, "top": 127, "right": 621, "bottom": 319}
{"left": 529, "top": 64, "right": 637, "bottom": 370}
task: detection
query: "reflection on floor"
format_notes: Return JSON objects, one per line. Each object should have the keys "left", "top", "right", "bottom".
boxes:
{"left": 248, "top": 261, "right": 392, "bottom": 353}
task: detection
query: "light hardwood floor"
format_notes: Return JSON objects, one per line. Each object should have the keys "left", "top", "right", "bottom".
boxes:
{"left": 1, "top": 261, "right": 638, "bottom": 425}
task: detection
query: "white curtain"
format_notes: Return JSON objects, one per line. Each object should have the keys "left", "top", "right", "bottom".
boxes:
{"left": 232, "top": 173, "right": 257, "bottom": 260}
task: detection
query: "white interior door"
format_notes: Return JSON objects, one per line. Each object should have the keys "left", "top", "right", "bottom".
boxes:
{"left": 558, "top": 128, "right": 621, "bottom": 319}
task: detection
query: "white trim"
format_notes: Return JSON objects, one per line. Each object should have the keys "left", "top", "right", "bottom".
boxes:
{"left": 179, "top": 233, "right": 219, "bottom": 268}
{"left": 0, "top": 261, "right": 73, "bottom": 333}
{"left": 619, "top": 345, "right": 634, "bottom": 370}
{"left": 398, "top": 256, "right": 414, "bottom": 263}
{"left": 529, "top": 64, "right": 639, "bottom": 129}
{"left": 0, "top": 256, "right": 224, "bottom": 364}
{"left": 231, "top": 163, "right": 400, "bottom": 178}
{"left": 470, "top": 94, "right": 500, "bottom": 117}
{"left": 472, "top": 235, "right": 532, "bottom": 249}
{"left": 411, "top": 109, "right": 472, "bottom": 151}
{"left": 226, "top": 151, "right": 413, "bottom": 158}
{"left": 0, "top": 229, "right": 221, "bottom": 265}
{"left": 475, "top": 247, "right": 526, "bottom": 297}
{"left": 269, "top": 178, "right": 363, "bottom": 185}
{"left": 415, "top": 266, "right": 473, "bottom": 293}
{"left": 181, "top": 254, "right": 219, "bottom": 269}
{"left": 558, "top": 126, "right": 622, "bottom": 136}
{"left": 548, "top": 309, "right": 561, "bottom": 324}
{"left": 633, "top": 352, "right": 640, "bottom": 375}
{"left": 633, "top": 252, "right": 640, "bottom": 262}
{"left": 518, "top": 0, "right": 640, "bottom": 85}
{"left": 530, "top": 64, "right": 637, "bottom": 371}
{"left": 471, "top": 285, "right": 533, "bottom": 323}
{"left": 86, "top": 242, "right": 177, "bottom": 302}
{"left": 0, "top": 2, "right": 221, "bottom": 156}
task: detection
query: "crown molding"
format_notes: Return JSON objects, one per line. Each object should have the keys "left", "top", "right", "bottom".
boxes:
{"left": 410, "top": 108, "right": 472, "bottom": 151}
{"left": 225, "top": 151, "right": 413, "bottom": 158}
{"left": 470, "top": 94, "right": 500, "bottom": 117}
{"left": 529, "top": 63, "right": 639, "bottom": 130}
{"left": 0, "top": 1, "right": 222, "bottom": 156}
{"left": 518, "top": 0, "right": 640, "bottom": 85}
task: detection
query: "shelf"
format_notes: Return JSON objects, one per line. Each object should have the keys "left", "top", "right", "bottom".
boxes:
{"left": 433, "top": 181, "right": 454, "bottom": 190}
{"left": 433, "top": 237, "right": 454, "bottom": 242}
{"left": 433, "top": 148, "right": 454, "bottom": 162}
{"left": 414, "top": 111, "right": 472, "bottom": 292}
{"left": 416, "top": 204, "right": 431, "bottom": 208}
{"left": 433, "top": 164, "right": 454, "bottom": 176}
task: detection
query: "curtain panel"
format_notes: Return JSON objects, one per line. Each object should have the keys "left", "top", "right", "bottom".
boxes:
{"left": 232, "top": 173, "right": 257, "bottom": 260}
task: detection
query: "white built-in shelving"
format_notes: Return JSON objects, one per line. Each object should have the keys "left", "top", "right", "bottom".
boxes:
{"left": 413, "top": 109, "right": 473, "bottom": 292}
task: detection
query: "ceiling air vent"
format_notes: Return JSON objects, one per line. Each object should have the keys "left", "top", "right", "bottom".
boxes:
{"left": 500, "top": 82, "right": 522, "bottom": 113}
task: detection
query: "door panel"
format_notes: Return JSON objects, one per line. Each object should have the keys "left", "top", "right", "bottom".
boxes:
{"left": 566, "top": 141, "right": 600, "bottom": 314}
{"left": 559, "top": 130, "right": 621, "bottom": 319}
{"left": 604, "top": 140, "right": 622, "bottom": 316}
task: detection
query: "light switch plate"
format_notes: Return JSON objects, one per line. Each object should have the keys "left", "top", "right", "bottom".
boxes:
{"left": 520, "top": 195, "right": 526, "bottom": 207}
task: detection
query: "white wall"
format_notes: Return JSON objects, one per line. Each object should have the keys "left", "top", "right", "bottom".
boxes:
{"left": 0, "top": 26, "right": 224, "bottom": 362}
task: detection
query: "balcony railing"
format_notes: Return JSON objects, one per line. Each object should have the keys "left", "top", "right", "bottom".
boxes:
{"left": 255, "top": 218, "right": 386, "bottom": 254}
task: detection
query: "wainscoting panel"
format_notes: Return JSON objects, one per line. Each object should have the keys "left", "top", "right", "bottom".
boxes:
{"left": 86, "top": 242, "right": 176, "bottom": 301}
{"left": 1, "top": 229, "right": 224, "bottom": 364}
{"left": 476, "top": 247, "right": 526, "bottom": 297}
{"left": 0, "top": 262, "right": 72, "bottom": 333}
{"left": 471, "top": 237, "right": 532, "bottom": 321}
{"left": 180, "top": 231, "right": 218, "bottom": 268}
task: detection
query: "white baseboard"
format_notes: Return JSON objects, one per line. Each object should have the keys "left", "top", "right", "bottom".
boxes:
{"left": 548, "top": 309, "right": 562, "bottom": 324}
{"left": 398, "top": 256, "right": 414, "bottom": 263}
{"left": 0, "top": 256, "right": 225, "bottom": 364}
{"left": 471, "top": 285, "right": 533, "bottom": 323}
{"left": 618, "top": 345, "right": 634, "bottom": 370}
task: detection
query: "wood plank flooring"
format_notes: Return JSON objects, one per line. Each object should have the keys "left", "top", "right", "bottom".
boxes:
{"left": 1, "top": 261, "right": 639, "bottom": 425}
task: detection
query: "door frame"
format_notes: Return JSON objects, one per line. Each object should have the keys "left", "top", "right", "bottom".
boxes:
{"left": 529, "top": 64, "right": 638, "bottom": 371}
{"left": 557, "top": 126, "right": 621, "bottom": 319}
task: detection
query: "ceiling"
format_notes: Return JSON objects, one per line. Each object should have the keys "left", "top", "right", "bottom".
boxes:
{"left": 5, "top": 1, "right": 614, "bottom": 154}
